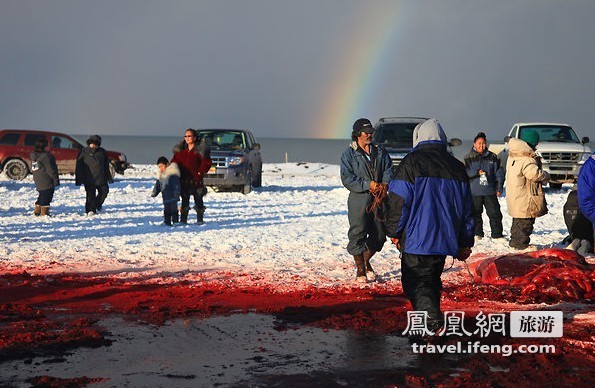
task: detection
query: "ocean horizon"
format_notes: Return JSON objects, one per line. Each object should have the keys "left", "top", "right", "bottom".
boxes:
{"left": 70, "top": 135, "right": 474, "bottom": 165}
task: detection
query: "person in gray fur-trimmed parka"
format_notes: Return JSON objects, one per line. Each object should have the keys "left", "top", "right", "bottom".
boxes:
{"left": 340, "top": 118, "right": 393, "bottom": 283}
{"left": 31, "top": 138, "right": 60, "bottom": 216}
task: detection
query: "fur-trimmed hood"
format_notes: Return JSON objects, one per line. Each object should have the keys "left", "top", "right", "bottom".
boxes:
{"left": 158, "top": 162, "right": 181, "bottom": 180}
{"left": 508, "top": 137, "right": 536, "bottom": 158}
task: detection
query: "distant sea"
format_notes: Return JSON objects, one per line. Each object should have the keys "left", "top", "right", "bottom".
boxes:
{"left": 71, "top": 135, "right": 473, "bottom": 165}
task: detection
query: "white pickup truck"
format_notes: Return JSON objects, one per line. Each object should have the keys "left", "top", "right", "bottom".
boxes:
{"left": 489, "top": 122, "right": 592, "bottom": 189}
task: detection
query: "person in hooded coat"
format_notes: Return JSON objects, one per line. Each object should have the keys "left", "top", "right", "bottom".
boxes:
{"left": 151, "top": 156, "right": 181, "bottom": 226}
{"left": 30, "top": 138, "right": 60, "bottom": 216}
{"left": 385, "top": 118, "right": 474, "bottom": 333}
{"left": 340, "top": 118, "right": 393, "bottom": 282}
{"left": 75, "top": 135, "right": 113, "bottom": 215}
{"left": 463, "top": 132, "right": 504, "bottom": 239}
{"left": 505, "top": 130, "right": 550, "bottom": 250}
{"left": 577, "top": 153, "right": 595, "bottom": 226}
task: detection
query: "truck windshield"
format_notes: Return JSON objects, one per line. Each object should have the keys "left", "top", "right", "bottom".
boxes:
{"left": 519, "top": 125, "right": 579, "bottom": 143}
{"left": 374, "top": 123, "right": 417, "bottom": 147}
{"left": 198, "top": 131, "right": 246, "bottom": 151}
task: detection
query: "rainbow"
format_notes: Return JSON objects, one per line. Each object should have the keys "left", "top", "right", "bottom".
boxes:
{"left": 310, "top": 3, "right": 408, "bottom": 139}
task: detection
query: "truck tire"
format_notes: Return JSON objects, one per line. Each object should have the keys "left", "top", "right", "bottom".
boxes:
{"left": 3, "top": 159, "right": 28, "bottom": 180}
{"left": 252, "top": 165, "right": 262, "bottom": 188}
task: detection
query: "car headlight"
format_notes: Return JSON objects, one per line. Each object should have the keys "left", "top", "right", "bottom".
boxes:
{"left": 578, "top": 152, "right": 591, "bottom": 164}
{"left": 228, "top": 156, "right": 245, "bottom": 166}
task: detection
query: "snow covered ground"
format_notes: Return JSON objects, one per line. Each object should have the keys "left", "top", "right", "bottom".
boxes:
{"left": 0, "top": 163, "right": 586, "bottom": 287}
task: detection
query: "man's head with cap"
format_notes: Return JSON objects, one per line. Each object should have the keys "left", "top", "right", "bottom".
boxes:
{"left": 351, "top": 118, "right": 374, "bottom": 140}
{"left": 520, "top": 129, "right": 539, "bottom": 149}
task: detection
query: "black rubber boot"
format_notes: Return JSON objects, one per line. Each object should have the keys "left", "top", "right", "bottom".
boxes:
{"left": 195, "top": 206, "right": 206, "bottom": 224}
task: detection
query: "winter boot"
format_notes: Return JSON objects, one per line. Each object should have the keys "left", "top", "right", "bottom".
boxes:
{"left": 40, "top": 206, "right": 51, "bottom": 217}
{"left": 164, "top": 211, "right": 172, "bottom": 226}
{"left": 34, "top": 204, "right": 41, "bottom": 216}
{"left": 195, "top": 206, "right": 206, "bottom": 224}
{"left": 180, "top": 206, "right": 190, "bottom": 224}
{"left": 172, "top": 211, "right": 179, "bottom": 224}
{"left": 363, "top": 249, "right": 377, "bottom": 281}
{"left": 353, "top": 254, "right": 366, "bottom": 283}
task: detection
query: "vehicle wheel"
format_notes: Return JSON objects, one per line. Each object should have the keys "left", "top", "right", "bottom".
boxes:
{"left": 252, "top": 166, "right": 262, "bottom": 187}
{"left": 242, "top": 168, "right": 252, "bottom": 194}
{"left": 109, "top": 162, "right": 117, "bottom": 181}
{"left": 3, "top": 159, "right": 28, "bottom": 180}
{"left": 549, "top": 183, "right": 563, "bottom": 190}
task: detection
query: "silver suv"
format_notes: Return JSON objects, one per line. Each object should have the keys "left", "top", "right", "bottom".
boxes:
{"left": 198, "top": 129, "right": 262, "bottom": 194}
{"left": 373, "top": 117, "right": 461, "bottom": 168}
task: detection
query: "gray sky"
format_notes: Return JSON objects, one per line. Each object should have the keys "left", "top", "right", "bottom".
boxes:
{"left": 1, "top": 0, "right": 595, "bottom": 141}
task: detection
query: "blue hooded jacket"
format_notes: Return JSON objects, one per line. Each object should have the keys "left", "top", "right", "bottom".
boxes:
{"left": 385, "top": 119, "right": 474, "bottom": 256}
{"left": 577, "top": 153, "right": 595, "bottom": 225}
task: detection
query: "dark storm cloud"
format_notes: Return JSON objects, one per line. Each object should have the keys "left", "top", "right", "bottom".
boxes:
{"left": 1, "top": 0, "right": 594, "bottom": 141}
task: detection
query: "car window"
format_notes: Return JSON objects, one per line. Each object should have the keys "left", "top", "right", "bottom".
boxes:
{"left": 51, "top": 135, "right": 76, "bottom": 149}
{"left": 520, "top": 126, "right": 580, "bottom": 143}
{"left": 24, "top": 134, "right": 46, "bottom": 146}
{"left": 374, "top": 123, "right": 418, "bottom": 147}
{"left": 199, "top": 131, "right": 246, "bottom": 151}
{"left": 0, "top": 133, "right": 21, "bottom": 145}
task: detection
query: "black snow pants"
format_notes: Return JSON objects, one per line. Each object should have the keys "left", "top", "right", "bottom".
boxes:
{"left": 84, "top": 184, "right": 109, "bottom": 213}
{"left": 509, "top": 218, "right": 535, "bottom": 249}
{"left": 401, "top": 253, "right": 446, "bottom": 326}
{"left": 472, "top": 195, "right": 503, "bottom": 238}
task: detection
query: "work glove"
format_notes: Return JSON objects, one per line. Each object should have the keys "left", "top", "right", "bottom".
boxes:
{"left": 456, "top": 247, "right": 472, "bottom": 261}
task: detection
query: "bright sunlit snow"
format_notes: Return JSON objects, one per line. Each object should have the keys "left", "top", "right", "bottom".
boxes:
{"left": 0, "top": 163, "right": 586, "bottom": 288}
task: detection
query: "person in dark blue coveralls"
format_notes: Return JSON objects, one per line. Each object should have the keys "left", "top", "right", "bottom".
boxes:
{"left": 385, "top": 119, "right": 474, "bottom": 334}
{"left": 340, "top": 118, "right": 393, "bottom": 283}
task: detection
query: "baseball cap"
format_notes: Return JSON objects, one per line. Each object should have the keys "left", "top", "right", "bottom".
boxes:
{"left": 353, "top": 118, "right": 374, "bottom": 134}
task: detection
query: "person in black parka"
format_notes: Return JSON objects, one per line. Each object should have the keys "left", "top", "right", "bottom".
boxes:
{"left": 75, "top": 135, "right": 113, "bottom": 215}
{"left": 31, "top": 138, "right": 60, "bottom": 216}
{"left": 563, "top": 185, "right": 594, "bottom": 255}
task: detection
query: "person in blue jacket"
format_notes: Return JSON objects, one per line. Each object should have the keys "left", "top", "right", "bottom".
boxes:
{"left": 385, "top": 118, "right": 474, "bottom": 333}
{"left": 577, "top": 153, "right": 595, "bottom": 227}
{"left": 463, "top": 132, "right": 505, "bottom": 239}
{"left": 340, "top": 118, "right": 393, "bottom": 283}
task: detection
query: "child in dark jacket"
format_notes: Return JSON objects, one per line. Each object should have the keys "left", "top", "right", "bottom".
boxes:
{"left": 151, "top": 157, "right": 181, "bottom": 226}
{"left": 31, "top": 138, "right": 60, "bottom": 216}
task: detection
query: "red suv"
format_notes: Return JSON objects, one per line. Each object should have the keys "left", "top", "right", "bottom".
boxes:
{"left": 0, "top": 129, "right": 129, "bottom": 180}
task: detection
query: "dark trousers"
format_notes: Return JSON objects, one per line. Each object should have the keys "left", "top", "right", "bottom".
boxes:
{"left": 510, "top": 218, "right": 535, "bottom": 249}
{"left": 163, "top": 202, "right": 178, "bottom": 226}
{"left": 472, "top": 195, "right": 503, "bottom": 238}
{"left": 36, "top": 188, "right": 55, "bottom": 206}
{"left": 401, "top": 253, "right": 446, "bottom": 324}
{"left": 347, "top": 193, "right": 386, "bottom": 255}
{"left": 84, "top": 184, "right": 109, "bottom": 213}
{"left": 181, "top": 187, "right": 205, "bottom": 210}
